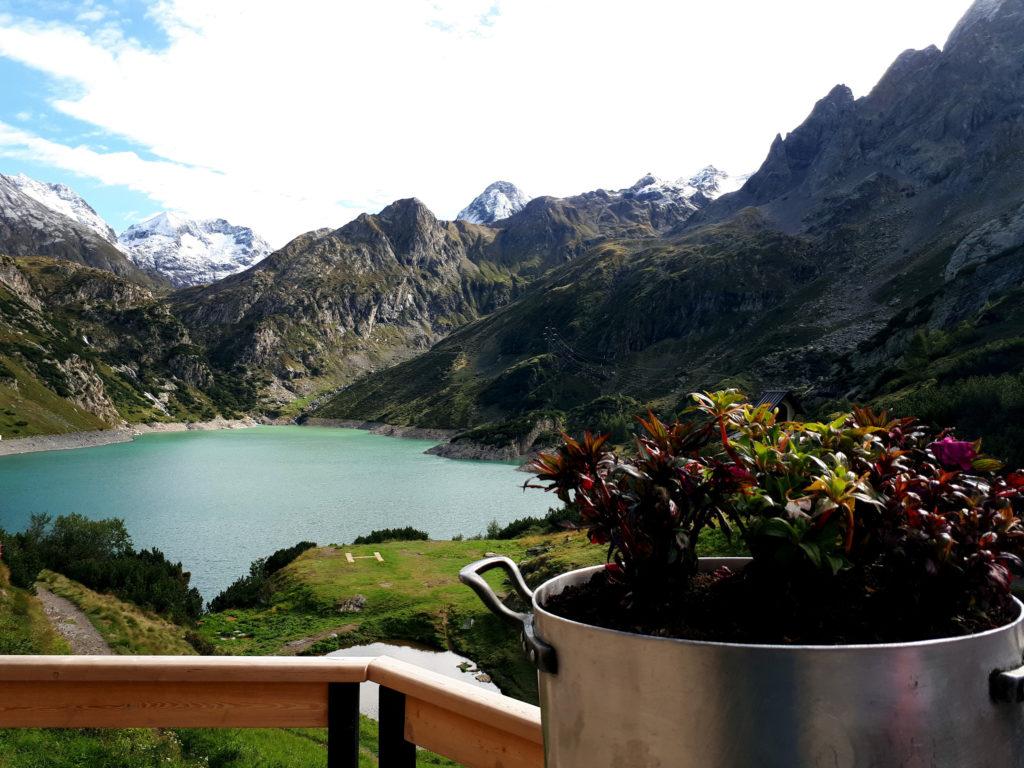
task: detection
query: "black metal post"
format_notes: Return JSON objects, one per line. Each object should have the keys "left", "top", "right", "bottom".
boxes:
{"left": 327, "top": 682, "right": 360, "bottom": 768}
{"left": 378, "top": 686, "right": 416, "bottom": 767}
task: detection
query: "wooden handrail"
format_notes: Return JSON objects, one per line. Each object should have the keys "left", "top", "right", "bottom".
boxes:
{"left": 0, "top": 655, "right": 544, "bottom": 768}
{"left": 0, "top": 654, "right": 371, "bottom": 682}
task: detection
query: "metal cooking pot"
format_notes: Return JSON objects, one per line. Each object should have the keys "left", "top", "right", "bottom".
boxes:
{"left": 461, "top": 556, "right": 1024, "bottom": 768}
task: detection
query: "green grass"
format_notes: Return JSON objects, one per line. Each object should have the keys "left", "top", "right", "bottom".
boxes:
{"left": 199, "top": 529, "right": 742, "bottom": 704}
{"left": 37, "top": 571, "right": 197, "bottom": 656}
{"left": 197, "top": 534, "right": 607, "bottom": 702}
{"left": 0, "top": 356, "right": 107, "bottom": 438}
{"left": 0, "top": 564, "right": 69, "bottom": 655}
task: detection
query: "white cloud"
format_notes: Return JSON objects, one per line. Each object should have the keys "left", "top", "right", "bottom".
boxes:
{"left": 0, "top": 0, "right": 974, "bottom": 245}
{"left": 0, "top": 121, "right": 365, "bottom": 242}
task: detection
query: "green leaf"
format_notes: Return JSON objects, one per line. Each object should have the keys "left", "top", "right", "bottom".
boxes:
{"left": 760, "top": 517, "right": 797, "bottom": 540}
{"left": 799, "top": 542, "right": 823, "bottom": 568}
{"left": 972, "top": 457, "right": 1004, "bottom": 473}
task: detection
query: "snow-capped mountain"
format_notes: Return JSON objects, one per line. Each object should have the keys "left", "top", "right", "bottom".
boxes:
{"left": 457, "top": 181, "right": 531, "bottom": 224}
{"left": 118, "top": 212, "right": 271, "bottom": 287}
{"left": 7, "top": 172, "right": 121, "bottom": 246}
{"left": 622, "top": 166, "right": 748, "bottom": 208}
{"left": 0, "top": 173, "right": 155, "bottom": 283}
{"left": 680, "top": 165, "right": 748, "bottom": 200}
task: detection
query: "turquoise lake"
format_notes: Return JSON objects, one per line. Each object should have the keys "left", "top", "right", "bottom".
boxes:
{"left": 0, "top": 426, "right": 552, "bottom": 601}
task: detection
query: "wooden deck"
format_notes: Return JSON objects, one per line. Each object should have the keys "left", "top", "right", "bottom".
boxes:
{"left": 0, "top": 654, "right": 544, "bottom": 768}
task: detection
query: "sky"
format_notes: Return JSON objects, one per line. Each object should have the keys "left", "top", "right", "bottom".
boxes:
{"left": 0, "top": 0, "right": 977, "bottom": 246}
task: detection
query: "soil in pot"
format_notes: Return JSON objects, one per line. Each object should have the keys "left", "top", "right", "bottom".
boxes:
{"left": 543, "top": 565, "right": 1019, "bottom": 645}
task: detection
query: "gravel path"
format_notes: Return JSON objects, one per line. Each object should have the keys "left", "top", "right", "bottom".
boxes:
{"left": 34, "top": 585, "right": 112, "bottom": 655}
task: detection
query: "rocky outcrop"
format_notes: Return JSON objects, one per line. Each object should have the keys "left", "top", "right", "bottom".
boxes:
{"left": 0, "top": 255, "right": 42, "bottom": 311}
{"left": 52, "top": 354, "right": 121, "bottom": 425}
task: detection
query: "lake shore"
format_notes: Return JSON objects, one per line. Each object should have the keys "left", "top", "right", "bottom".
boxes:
{"left": 0, "top": 416, "right": 261, "bottom": 457}
{"left": 300, "top": 417, "right": 457, "bottom": 442}
{"left": 300, "top": 416, "right": 529, "bottom": 464}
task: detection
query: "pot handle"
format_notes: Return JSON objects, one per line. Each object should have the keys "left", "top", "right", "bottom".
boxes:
{"left": 991, "top": 664, "right": 1024, "bottom": 702}
{"left": 459, "top": 556, "right": 558, "bottom": 674}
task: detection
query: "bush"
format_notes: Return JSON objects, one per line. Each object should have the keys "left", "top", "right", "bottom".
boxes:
{"left": 265, "top": 541, "right": 317, "bottom": 574}
{"left": 0, "top": 514, "right": 202, "bottom": 623}
{"left": 208, "top": 558, "right": 270, "bottom": 612}
{"left": 208, "top": 541, "right": 318, "bottom": 612}
{"left": 352, "top": 527, "right": 428, "bottom": 545}
{"left": 482, "top": 507, "right": 580, "bottom": 539}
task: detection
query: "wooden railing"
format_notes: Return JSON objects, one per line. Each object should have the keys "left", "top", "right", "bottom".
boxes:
{"left": 0, "top": 655, "right": 544, "bottom": 768}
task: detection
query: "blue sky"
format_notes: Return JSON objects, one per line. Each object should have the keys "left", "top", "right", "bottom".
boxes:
{"left": 0, "top": 0, "right": 977, "bottom": 246}
{"left": 0, "top": 1, "right": 168, "bottom": 228}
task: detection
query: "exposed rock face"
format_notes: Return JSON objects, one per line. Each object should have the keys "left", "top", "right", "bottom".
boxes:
{"left": 0, "top": 254, "right": 42, "bottom": 311}
{"left": 52, "top": 354, "right": 122, "bottom": 425}
{"left": 458, "top": 181, "right": 531, "bottom": 224}
{"left": 119, "top": 212, "right": 271, "bottom": 287}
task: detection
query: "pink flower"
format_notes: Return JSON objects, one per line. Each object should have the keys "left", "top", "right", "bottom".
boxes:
{"left": 928, "top": 436, "right": 976, "bottom": 470}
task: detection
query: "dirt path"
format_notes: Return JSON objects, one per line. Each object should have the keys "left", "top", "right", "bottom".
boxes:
{"left": 35, "top": 585, "right": 112, "bottom": 655}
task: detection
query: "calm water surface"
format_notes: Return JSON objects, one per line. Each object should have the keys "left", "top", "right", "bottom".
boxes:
{"left": 328, "top": 641, "right": 499, "bottom": 717}
{"left": 0, "top": 426, "right": 551, "bottom": 600}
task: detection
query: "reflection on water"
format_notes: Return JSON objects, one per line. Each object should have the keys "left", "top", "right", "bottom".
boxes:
{"left": 328, "top": 641, "right": 499, "bottom": 718}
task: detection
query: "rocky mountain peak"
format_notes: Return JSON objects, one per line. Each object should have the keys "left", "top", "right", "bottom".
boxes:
{"left": 5, "top": 172, "right": 120, "bottom": 245}
{"left": 682, "top": 165, "right": 747, "bottom": 199}
{"left": 457, "top": 181, "right": 531, "bottom": 224}
{"left": 119, "top": 212, "right": 270, "bottom": 288}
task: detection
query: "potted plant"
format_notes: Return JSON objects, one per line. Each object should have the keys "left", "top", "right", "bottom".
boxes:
{"left": 461, "top": 391, "right": 1024, "bottom": 767}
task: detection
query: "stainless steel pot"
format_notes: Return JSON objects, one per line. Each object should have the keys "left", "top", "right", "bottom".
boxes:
{"left": 461, "top": 556, "right": 1024, "bottom": 768}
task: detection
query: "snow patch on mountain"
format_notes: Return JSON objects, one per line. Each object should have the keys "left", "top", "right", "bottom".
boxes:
{"left": 619, "top": 166, "right": 748, "bottom": 208}
{"left": 7, "top": 173, "right": 121, "bottom": 245}
{"left": 457, "top": 181, "right": 531, "bottom": 224}
{"left": 680, "top": 165, "right": 749, "bottom": 199}
{"left": 119, "top": 212, "right": 271, "bottom": 287}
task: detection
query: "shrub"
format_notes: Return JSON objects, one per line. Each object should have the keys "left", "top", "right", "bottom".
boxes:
{"left": 208, "top": 541, "right": 317, "bottom": 612}
{"left": 185, "top": 630, "right": 216, "bottom": 655}
{"left": 483, "top": 508, "right": 581, "bottom": 540}
{"left": 208, "top": 559, "right": 270, "bottom": 612}
{"left": 352, "top": 527, "right": 428, "bottom": 545}
{"left": 0, "top": 514, "right": 202, "bottom": 623}
{"left": 265, "top": 541, "right": 317, "bottom": 574}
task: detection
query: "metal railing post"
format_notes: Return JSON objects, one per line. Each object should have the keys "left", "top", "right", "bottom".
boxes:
{"left": 378, "top": 685, "right": 416, "bottom": 767}
{"left": 327, "top": 682, "right": 360, "bottom": 768}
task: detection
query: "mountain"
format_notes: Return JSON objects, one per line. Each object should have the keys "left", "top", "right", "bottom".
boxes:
{"left": 119, "top": 212, "right": 271, "bottom": 288}
{"left": 457, "top": 181, "right": 531, "bottom": 224}
{"left": 10, "top": 0, "right": 1024, "bottom": 464}
{"left": 0, "top": 174, "right": 157, "bottom": 286}
{"left": 170, "top": 199, "right": 522, "bottom": 405}
{"left": 0, "top": 254, "right": 252, "bottom": 439}
{"left": 680, "top": 165, "right": 748, "bottom": 200}
{"left": 315, "top": 0, "right": 1024, "bottom": 464}
{"left": 170, "top": 174, "right": 730, "bottom": 406}
{"left": 7, "top": 173, "right": 121, "bottom": 245}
